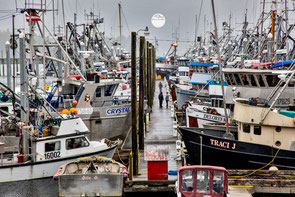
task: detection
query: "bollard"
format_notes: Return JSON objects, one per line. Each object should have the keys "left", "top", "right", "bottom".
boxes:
{"left": 176, "top": 140, "right": 182, "bottom": 161}
{"left": 173, "top": 121, "right": 178, "bottom": 137}
{"left": 170, "top": 107, "right": 174, "bottom": 118}
{"left": 146, "top": 113, "right": 150, "bottom": 124}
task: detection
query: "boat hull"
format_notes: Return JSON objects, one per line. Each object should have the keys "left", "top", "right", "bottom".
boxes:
{"left": 78, "top": 105, "right": 132, "bottom": 145}
{"left": 59, "top": 174, "right": 123, "bottom": 197}
{"left": 0, "top": 177, "right": 57, "bottom": 197}
{"left": 180, "top": 127, "right": 295, "bottom": 170}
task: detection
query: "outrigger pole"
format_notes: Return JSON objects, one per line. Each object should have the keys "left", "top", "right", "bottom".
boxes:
{"left": 210, "top": 0, "right": 230, "bottom": 135}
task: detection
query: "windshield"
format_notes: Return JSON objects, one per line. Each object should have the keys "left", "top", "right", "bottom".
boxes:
{"left": 197, "top": 170, "right": 210, "bottom": 193}
{"left": 213, "top": 171, "right": 224, "bottom": 194}
{"left": 182, "top": 170, "right": 193, "bottom": 192}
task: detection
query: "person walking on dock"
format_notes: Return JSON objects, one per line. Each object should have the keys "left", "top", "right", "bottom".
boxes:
{"left": 158, "top": 92, "right": 164, "bottom": 108}
{"left": 165, "top": 93, "right": 169, "bottom": 108}
{"left": 159, "top": 82, "right": 163, "bottom": 92}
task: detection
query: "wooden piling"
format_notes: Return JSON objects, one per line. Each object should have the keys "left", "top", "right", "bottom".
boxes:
{"left": 151, "top": 44, "right": 156, "bottom": 107}
{"left": 147, "top": 42, "right": 152, "bottom": 109}
{"left": 139, "top": 36, "right": 145, "bottom": 150}
{"left": 131, "top": 32, "right": 138, "bottom": 175}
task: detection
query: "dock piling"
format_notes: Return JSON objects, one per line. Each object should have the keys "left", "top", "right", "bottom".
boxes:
{"left": 139, "top": 36, "right": 146, "bottom": 150}
{"left": 147, "top": 42, "right": 152, "bottom": 109}
{"left": 131, "top": 32, "right": 139, "bottom": 175}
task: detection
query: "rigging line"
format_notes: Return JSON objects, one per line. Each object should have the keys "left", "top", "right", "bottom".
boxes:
{"left": 121, "top": 8, "right": 130, "bottom": 33}
{"left": 196, "top": 0, "right": 203, "bottom": 37}
{"left": 112, "top": 8, "right": 118, "bottom": 37}
{"left": 46, "top": 0, "right": 52, "bottom": 8}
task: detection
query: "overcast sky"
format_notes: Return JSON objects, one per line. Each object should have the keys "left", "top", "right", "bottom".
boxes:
{"left": 0, "top": 0, "right": 278, "bottom": 55}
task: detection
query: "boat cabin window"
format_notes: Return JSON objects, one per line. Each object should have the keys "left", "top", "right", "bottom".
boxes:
{"left": 219, "top": 100, "right": 224, "bottom": 108}
{"left": 179, "top": 71, "right": 188, "bottom": 76}
{"left": 0, "top": 106, "right": 9, "bottom": 117}
{"left": 105, "top": 85, "right": 115, "bottom": 97}
{"left": 45, "top": 141, "right": 61, "bottom": 152}
{"left": 254, "top": 125, "right": 261, "bottom": 135}
{"left": 249, "top": 75, "right": 258, "bottom": 87}
{"left": 228, "top": 74, "right": 236, "bottom": 85}
{"left": 197, "top": 170, "right": 210, "bottom": 193}
{"left": 213, "top": 171, "right": 224, "bottom": 194}
{"left": 95, "top": 87, "right": 101, "bottom": 97}
{"left": 257, "top": 75, "right": 265, "bottom": 87}
{"left": 265, "top": 75, "right": 280, "bottom": 87}
{"left": 243, "top": 124, "right": 250, "bottom": 133}
{"left": 234, "top": 74, "right": 242, "bottom": 85}
{"left": 240, "top": 74, "right": 249, "bottom": 86}
{"left": 182, "top": 170, "right": 193, "bottom": 192}
{"left": 224, "top": 74, "right": 232, "bottom": 85}
{"left": 66, "top": 137, "right": 90, "bottom": 150}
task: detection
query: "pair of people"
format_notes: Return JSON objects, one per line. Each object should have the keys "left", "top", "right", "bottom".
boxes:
{"left": 158, "top": 82, "right": 169, "bottom": 108}
{"left": 158, "top": 91, "right": 169, "bottom": 108}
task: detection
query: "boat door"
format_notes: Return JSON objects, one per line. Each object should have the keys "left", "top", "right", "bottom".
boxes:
{"left": 178, "top": 166, "right": 228, "bottom": 197}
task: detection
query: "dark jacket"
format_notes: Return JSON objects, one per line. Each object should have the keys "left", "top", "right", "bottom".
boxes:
{"left": 158, "top": 93, "right": 164, "bottom": 101}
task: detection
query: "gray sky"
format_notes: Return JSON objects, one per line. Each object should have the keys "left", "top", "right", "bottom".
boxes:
{"left": 0, "top": 0, "right": 264, "bottom": 55}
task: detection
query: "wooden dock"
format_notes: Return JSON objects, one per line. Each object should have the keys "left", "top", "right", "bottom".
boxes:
{"left": 124, "top": 79, "right": 180, "bottom": 195}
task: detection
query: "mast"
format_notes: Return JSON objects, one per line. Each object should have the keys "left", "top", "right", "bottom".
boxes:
{"left": 118, "top": 3, "right": 122, "bottom": 56}
{"left": 285, "top": 0, "right": 289, "bottom": 59}
{"left": 271, "top": 2, "right": 276, "bottom": 43}
{"left": 12, "top": 15, "right": 16, "bottom": 92}
{"left": 211, "top": 0, "right": 230, "bottom": 135}
{"left": 28, "top": 9, "right": 35, "bottom": 74}
{"left": 194, "top": 14, "right": 197, "bottom": 47}
{"left": 52, "top": 0, "right": 55, "bottom": 35}
{"left": 259, "top": 0, "right": 265, "bottom": 60}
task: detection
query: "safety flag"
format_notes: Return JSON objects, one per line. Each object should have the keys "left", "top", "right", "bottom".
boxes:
{"left": 25, "top": 13, "right": 41, "bottom": 22}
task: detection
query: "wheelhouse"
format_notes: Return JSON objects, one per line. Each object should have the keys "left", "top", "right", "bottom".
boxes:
{"left": 177, "top": 165, "right": 228, "bottom": 197}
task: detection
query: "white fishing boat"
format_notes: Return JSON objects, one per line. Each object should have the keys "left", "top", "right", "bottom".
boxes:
{"left": 0, "top": 116, "right": 120, "bottom": 183}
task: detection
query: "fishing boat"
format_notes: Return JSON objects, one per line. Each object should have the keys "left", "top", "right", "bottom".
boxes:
{"left": 185, "top": 80, "right": 230, "bottom": 128}
{"left": 0, "top": 116, "right": 120, "bottom": 183}
{"left": 180, "top": 98, "right": 295, "bottom": 169}
{"left": 223, "top": 68, "right": 295, "bottom": 108}
{"left": 175, "top": 61, "right": 212, "bottom": 109}
{"left": 47, "top": 74, "right": 132, "bottom": 145}
{"left": 54, "top": 156, "right": 127, "bottom": 197}
{"left": 175, "top": 165, "right": 228, "bottom": 197}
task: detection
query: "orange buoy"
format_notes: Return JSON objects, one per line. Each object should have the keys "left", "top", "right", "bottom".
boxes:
{"left": 70, "top": 108, "right": 78, "bottom": 115}
{"left": 61, "top": 109, "right": 70, "bottom": 115}
{"left": 73, "top": 100, "right": 78, "bottom": 106}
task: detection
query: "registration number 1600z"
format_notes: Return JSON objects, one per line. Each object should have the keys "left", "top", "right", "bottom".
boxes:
{"left": 44, "top": 151, "right": 61, "bottom": 159}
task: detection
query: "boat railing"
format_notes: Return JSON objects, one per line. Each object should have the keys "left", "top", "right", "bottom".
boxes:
{"left": 92, "top": 98, "right": 130, "bottom": 107}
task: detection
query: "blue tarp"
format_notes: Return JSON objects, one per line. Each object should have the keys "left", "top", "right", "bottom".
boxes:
{"left": 189, "top": 82, "right": 207, "bottom": 85}
{"left": 208, "top": 80, "right": 228, "bottom": 86}
{"left": 157, "top": 56, "right": 167, "bottom": 60}
{"left": 270, "top": 60, "right": 295, "bottom": 69}
{"left": 190, "top": 62, "right": 218, "bottom": 67}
